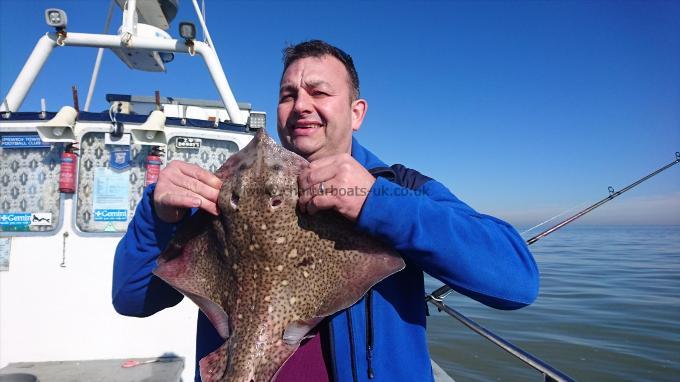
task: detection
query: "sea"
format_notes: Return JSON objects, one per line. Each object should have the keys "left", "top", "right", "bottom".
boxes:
{"left": 426, "top": 225, "right": 680, "bottom": 382}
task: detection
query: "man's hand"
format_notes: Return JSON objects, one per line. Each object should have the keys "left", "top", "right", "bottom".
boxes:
{"left": 298, "top": 153, "right": 375, "bottom": 222}
{"left": 153, "top": 161, "right": 223, "bottom": 223}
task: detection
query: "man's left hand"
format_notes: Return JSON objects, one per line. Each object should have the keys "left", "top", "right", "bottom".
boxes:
{"left": 298, "top": 153, "right": 375, "bottom": 222}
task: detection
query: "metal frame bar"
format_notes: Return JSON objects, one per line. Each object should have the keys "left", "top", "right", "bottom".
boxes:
{"left": 428, "top": 298, "right": 573, "bottom": 382}
{"left": 191, "top": 0, "right": 215, "bottom": 50}
{"left": 84, "top": 0, "right": 116, "bottom": 112}
{"left": 122, "top": 0, "right": 137, "bottom": 38}
{"left": 1, "top": 32, "right": 246, "bottom": 125}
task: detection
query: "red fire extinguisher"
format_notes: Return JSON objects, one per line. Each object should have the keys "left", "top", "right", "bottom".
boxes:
{"left": 59, "top": 143, "right": 78, "bottom": 193}
{"left": 145, "top": 146, "right": 164, "bottom": 187}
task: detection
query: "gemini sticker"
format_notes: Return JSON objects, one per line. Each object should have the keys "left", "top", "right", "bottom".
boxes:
{"left": 0, "top": 212, "right": 52, "bottom": 226}
{"left": 93, "top": 209, "right": 127, "bottom": 222}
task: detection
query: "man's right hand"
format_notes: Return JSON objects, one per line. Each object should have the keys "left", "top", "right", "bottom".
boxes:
{"left": 152, "top": 161, "right": 223, "bottom": 223}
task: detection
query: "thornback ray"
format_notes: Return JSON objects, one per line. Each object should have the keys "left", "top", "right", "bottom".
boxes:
{"left": 153, "top": 129, "right": 405, "bottom": 382}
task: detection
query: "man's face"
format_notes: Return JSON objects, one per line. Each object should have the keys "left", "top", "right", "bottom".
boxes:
{"left": 277, "top": 55, "right": 366, "bottom": 161}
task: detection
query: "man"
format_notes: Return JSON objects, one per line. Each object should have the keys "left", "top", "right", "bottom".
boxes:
{"left": 113, "top": 40, "right": 539, "bottom": 381}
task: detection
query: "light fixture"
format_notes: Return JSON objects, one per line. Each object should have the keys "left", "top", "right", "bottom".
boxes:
{"left": 37, "top": 105, "right": 77, "bottom": 143}
{"left": 158, "top": 52, "right": 175, "bottom": 63}
{"left": 179, "top": 22, "right": 196, "bottom": 40}
{"left": 179, "top": 22, "right": 197, "bottom": 55}
{"left": 248, "top": 112, "right": 266, "bottom": 130}
{"left": 45, "top": 8, "right": 67, "bottom": 29}
{"left": 45, "top": 8, "right": 68, "bottom": 44}
{"left": 131, "top": 110, "right": 167, "bottom": 146}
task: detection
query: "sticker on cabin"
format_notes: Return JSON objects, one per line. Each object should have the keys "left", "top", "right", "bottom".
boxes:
{"left": 93, "top": 209, "right": 128, "bottom": 222}
{"left": 0, "top": 237, "right": 10, "bottom": 271}
{"left": 109, "top": 146, "right": 131, "bottom": 170}
{"left": 176, "top": 137, "right": 202, "bottom": 149}
{"left": 30, "top": 212, "right": 52, "bottom": 226}
{"left": 0, "top": 213, "right": 31, "bottom": 226}
{"left": 0, "top": 212, "right": 53, "bottom": 226}
{"left": 0, "top": 134, "right": 50, "bottom": 149}
{"left": 93, "top": 168, "right": 129, "bottom": 222}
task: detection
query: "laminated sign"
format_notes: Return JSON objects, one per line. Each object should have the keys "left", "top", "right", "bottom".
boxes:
{"left": 93, "top": 168, "right": 129, "bottom": 222}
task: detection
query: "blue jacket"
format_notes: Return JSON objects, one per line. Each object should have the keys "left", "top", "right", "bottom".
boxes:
{"left": 112, "top": 137, "right": 539, "bottom": 381}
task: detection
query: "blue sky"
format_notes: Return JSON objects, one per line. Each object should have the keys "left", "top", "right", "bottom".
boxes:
{"left": 1, "top": 0, "right": 678, "bottom": 227}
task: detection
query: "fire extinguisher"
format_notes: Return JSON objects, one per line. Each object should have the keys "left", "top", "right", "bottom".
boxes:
{"left": 145, "top": 146, "right": 164, "bottom": 187}
{"left": 59, "top": 143, "right": 78, "bottom": 193}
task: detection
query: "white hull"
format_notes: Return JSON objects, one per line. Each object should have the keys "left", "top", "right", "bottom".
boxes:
{"left": 0, "top": 219, "right": 200, "bottom": 380}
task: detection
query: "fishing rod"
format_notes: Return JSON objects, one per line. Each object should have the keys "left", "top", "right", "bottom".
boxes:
{"left": 526, "top": 151, "right": 680, "bottom": 245}
{"left": 425, "top": 152, "right": 680, "bottom": 382}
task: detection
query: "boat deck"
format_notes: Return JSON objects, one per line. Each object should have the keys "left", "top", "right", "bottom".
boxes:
{"left": 0, "top": 357, "right": 183, "bottom": 382}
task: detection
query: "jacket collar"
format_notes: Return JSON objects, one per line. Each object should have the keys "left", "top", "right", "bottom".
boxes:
{"left": 351, "top": 136, "right": 387, "bottom": 169}
{"left": 350, "top": 136, "right": 396, "bottom": 181}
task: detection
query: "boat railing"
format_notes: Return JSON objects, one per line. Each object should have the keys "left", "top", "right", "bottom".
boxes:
{"left": 426, "top": 288, "right": 574, "bottom": 382}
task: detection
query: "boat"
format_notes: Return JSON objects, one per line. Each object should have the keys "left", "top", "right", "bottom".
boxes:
{"left": 0, "top": 1, "right": 464, "bottom": 381}
{"left": 10, "top": 1, "right": 666, "bottom": 381}
{"left": 0, "top": 1, "right": 263, "bottom": 380}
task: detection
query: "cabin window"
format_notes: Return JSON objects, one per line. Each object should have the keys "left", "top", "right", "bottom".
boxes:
{"left": 0, "top": 132, "right": 63, "bottom": 233}
{"left": 75, "top": 132, "right": 148, "bottom": 233}
{"left": 75, "top": 133, "right": 239, "bottom": 233}
{"left": 166, "top": 136, "right": 239, "bottom": 173}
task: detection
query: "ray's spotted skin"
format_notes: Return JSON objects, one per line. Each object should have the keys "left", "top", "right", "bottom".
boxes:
{"left": 154, "top": 130, "right": 404, "bottom": 382}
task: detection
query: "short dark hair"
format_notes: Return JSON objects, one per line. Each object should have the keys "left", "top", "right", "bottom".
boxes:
{"left": 282, "top": 40, "right": 360, "bottom": 101}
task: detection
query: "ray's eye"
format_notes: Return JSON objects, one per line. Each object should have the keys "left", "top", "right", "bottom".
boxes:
{"left": 265, "top": 182, "right": 278, "bottom": 196}
{"left": 230, "top": 192, "right": 240, "bottom": 209}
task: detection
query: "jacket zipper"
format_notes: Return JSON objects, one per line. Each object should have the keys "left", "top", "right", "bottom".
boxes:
{"left": 342, "top": 167, "right": 387, "bottom": 381}
{"left": 327, "top": 319, "right": 340, "bottom": 382}
{"left": 365, "top": 289, "right": 375, "bottom": 379}
{"left": 347, "top": 309, "right": 359, "bottom": 382}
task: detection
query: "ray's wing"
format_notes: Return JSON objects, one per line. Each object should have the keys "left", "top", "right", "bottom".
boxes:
{"left": 317, "top": 233, "right": 404, "bottom": 317}
{"left": 296, "top": 212, "right": 406, "bottom": 317}
{"left": 153, "top": 211, "right": 233, "bottom": 339}
{"left": 283, "top": 212, "right": 405, "bottom": 342}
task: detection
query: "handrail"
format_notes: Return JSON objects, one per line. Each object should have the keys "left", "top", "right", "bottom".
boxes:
{"left": 427, "top": 297, "right": 574, "bottom": 382}
{"left": 1, "top": 32, "right": 246, "bottom": 125}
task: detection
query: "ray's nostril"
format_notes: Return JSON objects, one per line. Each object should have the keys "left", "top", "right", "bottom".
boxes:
{"left": 270, "top": 196, "right": 282, "bottom": 208}
{"left": 231, "top": 192, "right": 240, "bottom": 209}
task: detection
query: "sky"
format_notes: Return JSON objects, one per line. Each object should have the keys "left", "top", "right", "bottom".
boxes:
{"left": 1, "top": 0, "right": 678, "bottom": 228}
